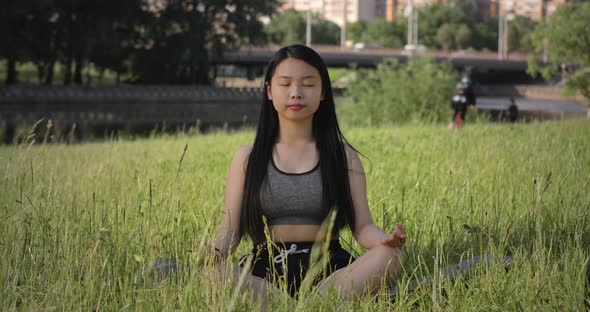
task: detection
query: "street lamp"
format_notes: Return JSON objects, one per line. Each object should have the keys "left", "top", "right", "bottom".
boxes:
{"left": 340, "top": 0, "right": 348, "bottom": 49}
{"left": 306, "top": 1, "right": 312, "bottom": 46}
{"left": 498, "top": 9, "right": 515, "bottom": 60}
{"left": 404, "top": 0, "right": 419, "bottom": 50}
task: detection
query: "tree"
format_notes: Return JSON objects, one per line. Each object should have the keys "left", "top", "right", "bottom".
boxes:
{"left": 0, "top": 0, "right": 35, "bottom": 84}
{"left": 455, "top": 24, "right": 472, "bottom": 50}
{"left": 437, "top": 23, "right": 454, "bottom": 51}
{"left": 506, "top": 16, "right": 534, "bottom": 53}
{"left": 265, "top": 9, "right": 340, "bottom": 45}
{"left": 418, "top": 3, "right": 470, "bottom": 49}
{"left": 265, "top": 9, "right": 305, "bottom": 44}
{"left": 345, "top": 57, "right": 459, "bottom": 125}
{"left": 528, "top": 2, "right": 590, "bottom": 102}
{"left": 364, "top": 19, "right": 406, "bottom": 48}
{"left": 309, "top": 15, "right": 340, "bottom": 45}
{"left": 416, "top": 0, "right": 498, "bottom": 51}
{"left": 0, "top": 0, "right": 277, "bottom": 85}
{"left": 471, "top": 17, "right": 497, "bottom": 51}
{"left": 346, "top": 21, "right": 367, "bottom": 44}
{"left": 129, "top": 0, "right": 278, "bottom": 84}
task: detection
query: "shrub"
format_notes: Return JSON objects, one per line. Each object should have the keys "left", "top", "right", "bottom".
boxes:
{"left": 344, "top": 57, "right": 459, "bottom": 126}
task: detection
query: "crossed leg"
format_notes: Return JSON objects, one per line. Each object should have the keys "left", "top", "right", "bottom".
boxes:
{"left": 317, "top": 245, "right": 405, "bottom": 299}
{"left": 212, "top": 245, "right": 404, "bottom": 306}
{"left": 213, "top": 260, "right": 280, "bottom": 308}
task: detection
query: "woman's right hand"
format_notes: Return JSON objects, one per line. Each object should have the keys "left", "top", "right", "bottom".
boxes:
{"left": 381, "top": 224, "right": 407, "bottom": 249}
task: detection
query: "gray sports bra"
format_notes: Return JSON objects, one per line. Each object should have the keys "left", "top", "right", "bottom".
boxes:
{"left": 259, "top": 160, "right": 327, "bottom": 225}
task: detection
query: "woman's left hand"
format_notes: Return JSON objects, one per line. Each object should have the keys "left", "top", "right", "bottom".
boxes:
{"left": 382, "top": 223, "right": 406, "bottom": 248}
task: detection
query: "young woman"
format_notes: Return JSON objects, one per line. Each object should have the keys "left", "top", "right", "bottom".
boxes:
{"left": 210, "top": 44, "right": 406, "bottom": 303}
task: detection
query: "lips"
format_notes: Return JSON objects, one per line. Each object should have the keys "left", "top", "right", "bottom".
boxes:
{"left": 287, "top": 104, "right": 305, "bottom": 111}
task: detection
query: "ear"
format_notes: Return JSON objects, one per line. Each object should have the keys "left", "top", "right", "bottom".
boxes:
{"left": 266, "top": 82, "right": 272, "bottom": 100}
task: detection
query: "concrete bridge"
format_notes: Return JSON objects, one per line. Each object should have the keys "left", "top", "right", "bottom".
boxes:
{"left": 0, "top": 85, "right": 262, "bottom": 142}
{"left": 218, "top": 45, "right": 533, "bottom": 84}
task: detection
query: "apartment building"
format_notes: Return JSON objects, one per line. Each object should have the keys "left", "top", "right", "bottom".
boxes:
{"left": 494, "top": 0, "right": 566, "bottom": 21}
{"left": 280, "top": 0, "right": 566, "bottom": 24}
{"left": 280, "top": 0, "right": 376, "bottom": 26}
{"left": 374, "top": 0, "right": 565, "bottom": 21}
{"left": 374, "top": 0, "right": 450, "bottom": 20}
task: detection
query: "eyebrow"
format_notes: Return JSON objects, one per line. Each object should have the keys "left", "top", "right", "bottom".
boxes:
{"left": 277, "top": 75, "right": 318, "bottom": 80}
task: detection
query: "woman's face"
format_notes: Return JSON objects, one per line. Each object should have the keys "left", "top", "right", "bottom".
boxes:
{"left": 267, "top": 57, "right": 323, "bottom": 122}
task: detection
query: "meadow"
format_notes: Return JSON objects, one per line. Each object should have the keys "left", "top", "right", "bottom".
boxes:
{"left": 0, "top": 119, "right": 589, "bottom": 310}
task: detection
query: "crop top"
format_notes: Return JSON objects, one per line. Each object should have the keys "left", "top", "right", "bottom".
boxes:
{"left": 259, "top": 159, "right": 328, "bottom": 225}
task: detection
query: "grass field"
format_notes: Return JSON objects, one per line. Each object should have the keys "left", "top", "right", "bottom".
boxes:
{"left": 1, "top": 119, "right": 589, "bottom": 310}
{"left": 0, "top": 61, "right": 121, "bottom": 86}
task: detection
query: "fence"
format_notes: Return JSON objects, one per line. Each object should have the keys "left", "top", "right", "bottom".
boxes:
{"left": 0, "top": 85, "right": 263, "bottom": 142}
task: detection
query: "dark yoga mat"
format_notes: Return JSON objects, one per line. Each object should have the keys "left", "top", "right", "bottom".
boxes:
{"left": 134, "top": 258, "right": 190, "bottom": 287}
{"left": 585, "top": 257, "right": 590, "bottom": 310}
{"left": 390, "top": 253, "right": 513, "bottom": 297}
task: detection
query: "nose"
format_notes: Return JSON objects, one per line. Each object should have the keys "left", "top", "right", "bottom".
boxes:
{"left": 290, "top": 85, "right": 302, "bottom": 99}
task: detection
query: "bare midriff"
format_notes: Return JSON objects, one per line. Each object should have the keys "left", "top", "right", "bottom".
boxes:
{"left": 269, "top": 224, "right": 338, "bottom": 242}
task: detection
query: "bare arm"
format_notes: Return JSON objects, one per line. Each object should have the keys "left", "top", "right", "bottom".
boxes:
{"left": 347, "top": 146, "right": 405, "bottom": 250}
{"left": 214, "top": 145, "right": 252, "bottom": 258}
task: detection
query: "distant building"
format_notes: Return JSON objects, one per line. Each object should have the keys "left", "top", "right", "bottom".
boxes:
{"left": 494, "top": 0, "right": 566, "bottom": 21}
{"left": 280, "top": 0, "right": 567, "bottom": 25}
{"left": 374, "top": 0, "right": 452, "bottom": 20}
{"left": 280, "top": 0, "right": 376, "bottom": 27}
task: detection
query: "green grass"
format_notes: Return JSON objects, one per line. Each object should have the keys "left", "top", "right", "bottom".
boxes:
{"left": 1, "top": 120, "right": 589, "bottom": 310}
{"left": 328, "top": 68, "right": 354, "bottom": 83}
{"left": 0, "top": 60, "right": 122, "bottom": 86}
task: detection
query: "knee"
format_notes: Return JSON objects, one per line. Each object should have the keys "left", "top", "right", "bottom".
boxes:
{"left": 373, "top": 245, "right": 405, "bottom": 265}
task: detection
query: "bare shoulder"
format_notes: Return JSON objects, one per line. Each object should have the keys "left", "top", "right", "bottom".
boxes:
{"left": 235, "top": 144, "right": 253, "bottom": 159}
{"left": 344, "top": 144, "right": 360, "bottom": 161}
{"left": 344, "top": 144, "right": 364, "bottom": 173}
{"left": 231, "top": 144, "right": 253, "bottom": 173}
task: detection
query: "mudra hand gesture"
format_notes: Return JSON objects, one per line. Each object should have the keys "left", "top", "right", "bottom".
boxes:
{"left": 382, "top": 224, "right": 406, "bottom": 248}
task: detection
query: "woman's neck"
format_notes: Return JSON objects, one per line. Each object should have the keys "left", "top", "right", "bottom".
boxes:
{"left": 277, "top": 118, "right": 314, "bottom": 144}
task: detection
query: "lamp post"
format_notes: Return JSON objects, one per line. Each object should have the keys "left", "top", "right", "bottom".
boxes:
{"left": 340, "top": 0, "right": 348, "bottom": 49}
{"left": 404, "top": 0, "right": 418, "bottom": 49}
{"left": 306, "top": 5, "right": 311, "bottom": 46}
{"left": 498, "top": 6, "right": 515, "bottom": 60}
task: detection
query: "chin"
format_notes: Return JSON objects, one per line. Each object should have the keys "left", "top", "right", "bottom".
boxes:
{"left": 279, "top": 113, "right": 313, "bottom": 122}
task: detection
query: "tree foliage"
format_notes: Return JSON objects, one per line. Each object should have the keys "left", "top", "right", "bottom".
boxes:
{"left": 437, "top": 24, "right": 454, "bottom": 51}
{"left": 528, "top": 2, "right": 590, "bottom": 101}
{"left": 365, "top": 19, "right": 406, "bottom": 48}
{"left": 345, "top": 57, "right": 459, "bottom": 125}
{"left": 345, "top": 19, "right": 406, "bottom": 48}
{"left": 417, "top": 0, "right": 499, "bottom": 51}
{"left": 0, "top": 0, "right": 278, "bottom": 85}
{"left": 346, "top": 21, "right": 367, "bottom": 43}
{"left": 265, "top": 9, "right": 340, "bottom": 45}
{"left": 455, "top": 24, "right": 472, "bottom": 50}
{"left": 506, "top": 16, "right": 534, "bottom": 52}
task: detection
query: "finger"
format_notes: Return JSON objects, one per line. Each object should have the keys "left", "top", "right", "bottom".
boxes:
{"left": 395, "top": 223, "right": 405, "bottom": 234}
{"left": 382, "top": 233, "right": 394, "bottom": 244}
{"left": 384, "top": 234, "right": 400, "bottom": 247}
{"left": 395, "top": 224, "right": 406, "bottom": 239}
{"left": 395, "top": 225, "right": 407, "bottom": 245}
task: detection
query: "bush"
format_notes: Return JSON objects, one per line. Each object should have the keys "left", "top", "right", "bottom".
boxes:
{"left": 343, "top": 57, "right": 459, "bottom": 126}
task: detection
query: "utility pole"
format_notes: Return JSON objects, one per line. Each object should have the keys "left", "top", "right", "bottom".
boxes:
{"left": 406, "top": 0, "right": 418, "bottom": 47}
{"left": 498, "top": 13, "right": 503, "bottom": 59}
{"left": 407, "top": 0, "right": 414, "bottom": 46}
{"left": 341, "top": 0, "right": 348, "bottom": 48}
{"left": 306, "top": 1, "right": 312, "bottom": 46}
{"left": 498, "top": 0, "right": 514, "bottom": 60}
{"left": 413, "top": 4, "right": 418, "bottom": 46}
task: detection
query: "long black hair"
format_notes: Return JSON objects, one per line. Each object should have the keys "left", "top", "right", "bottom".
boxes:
{"left": 240, "top": 44, "right": 356, "bottom": 243}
